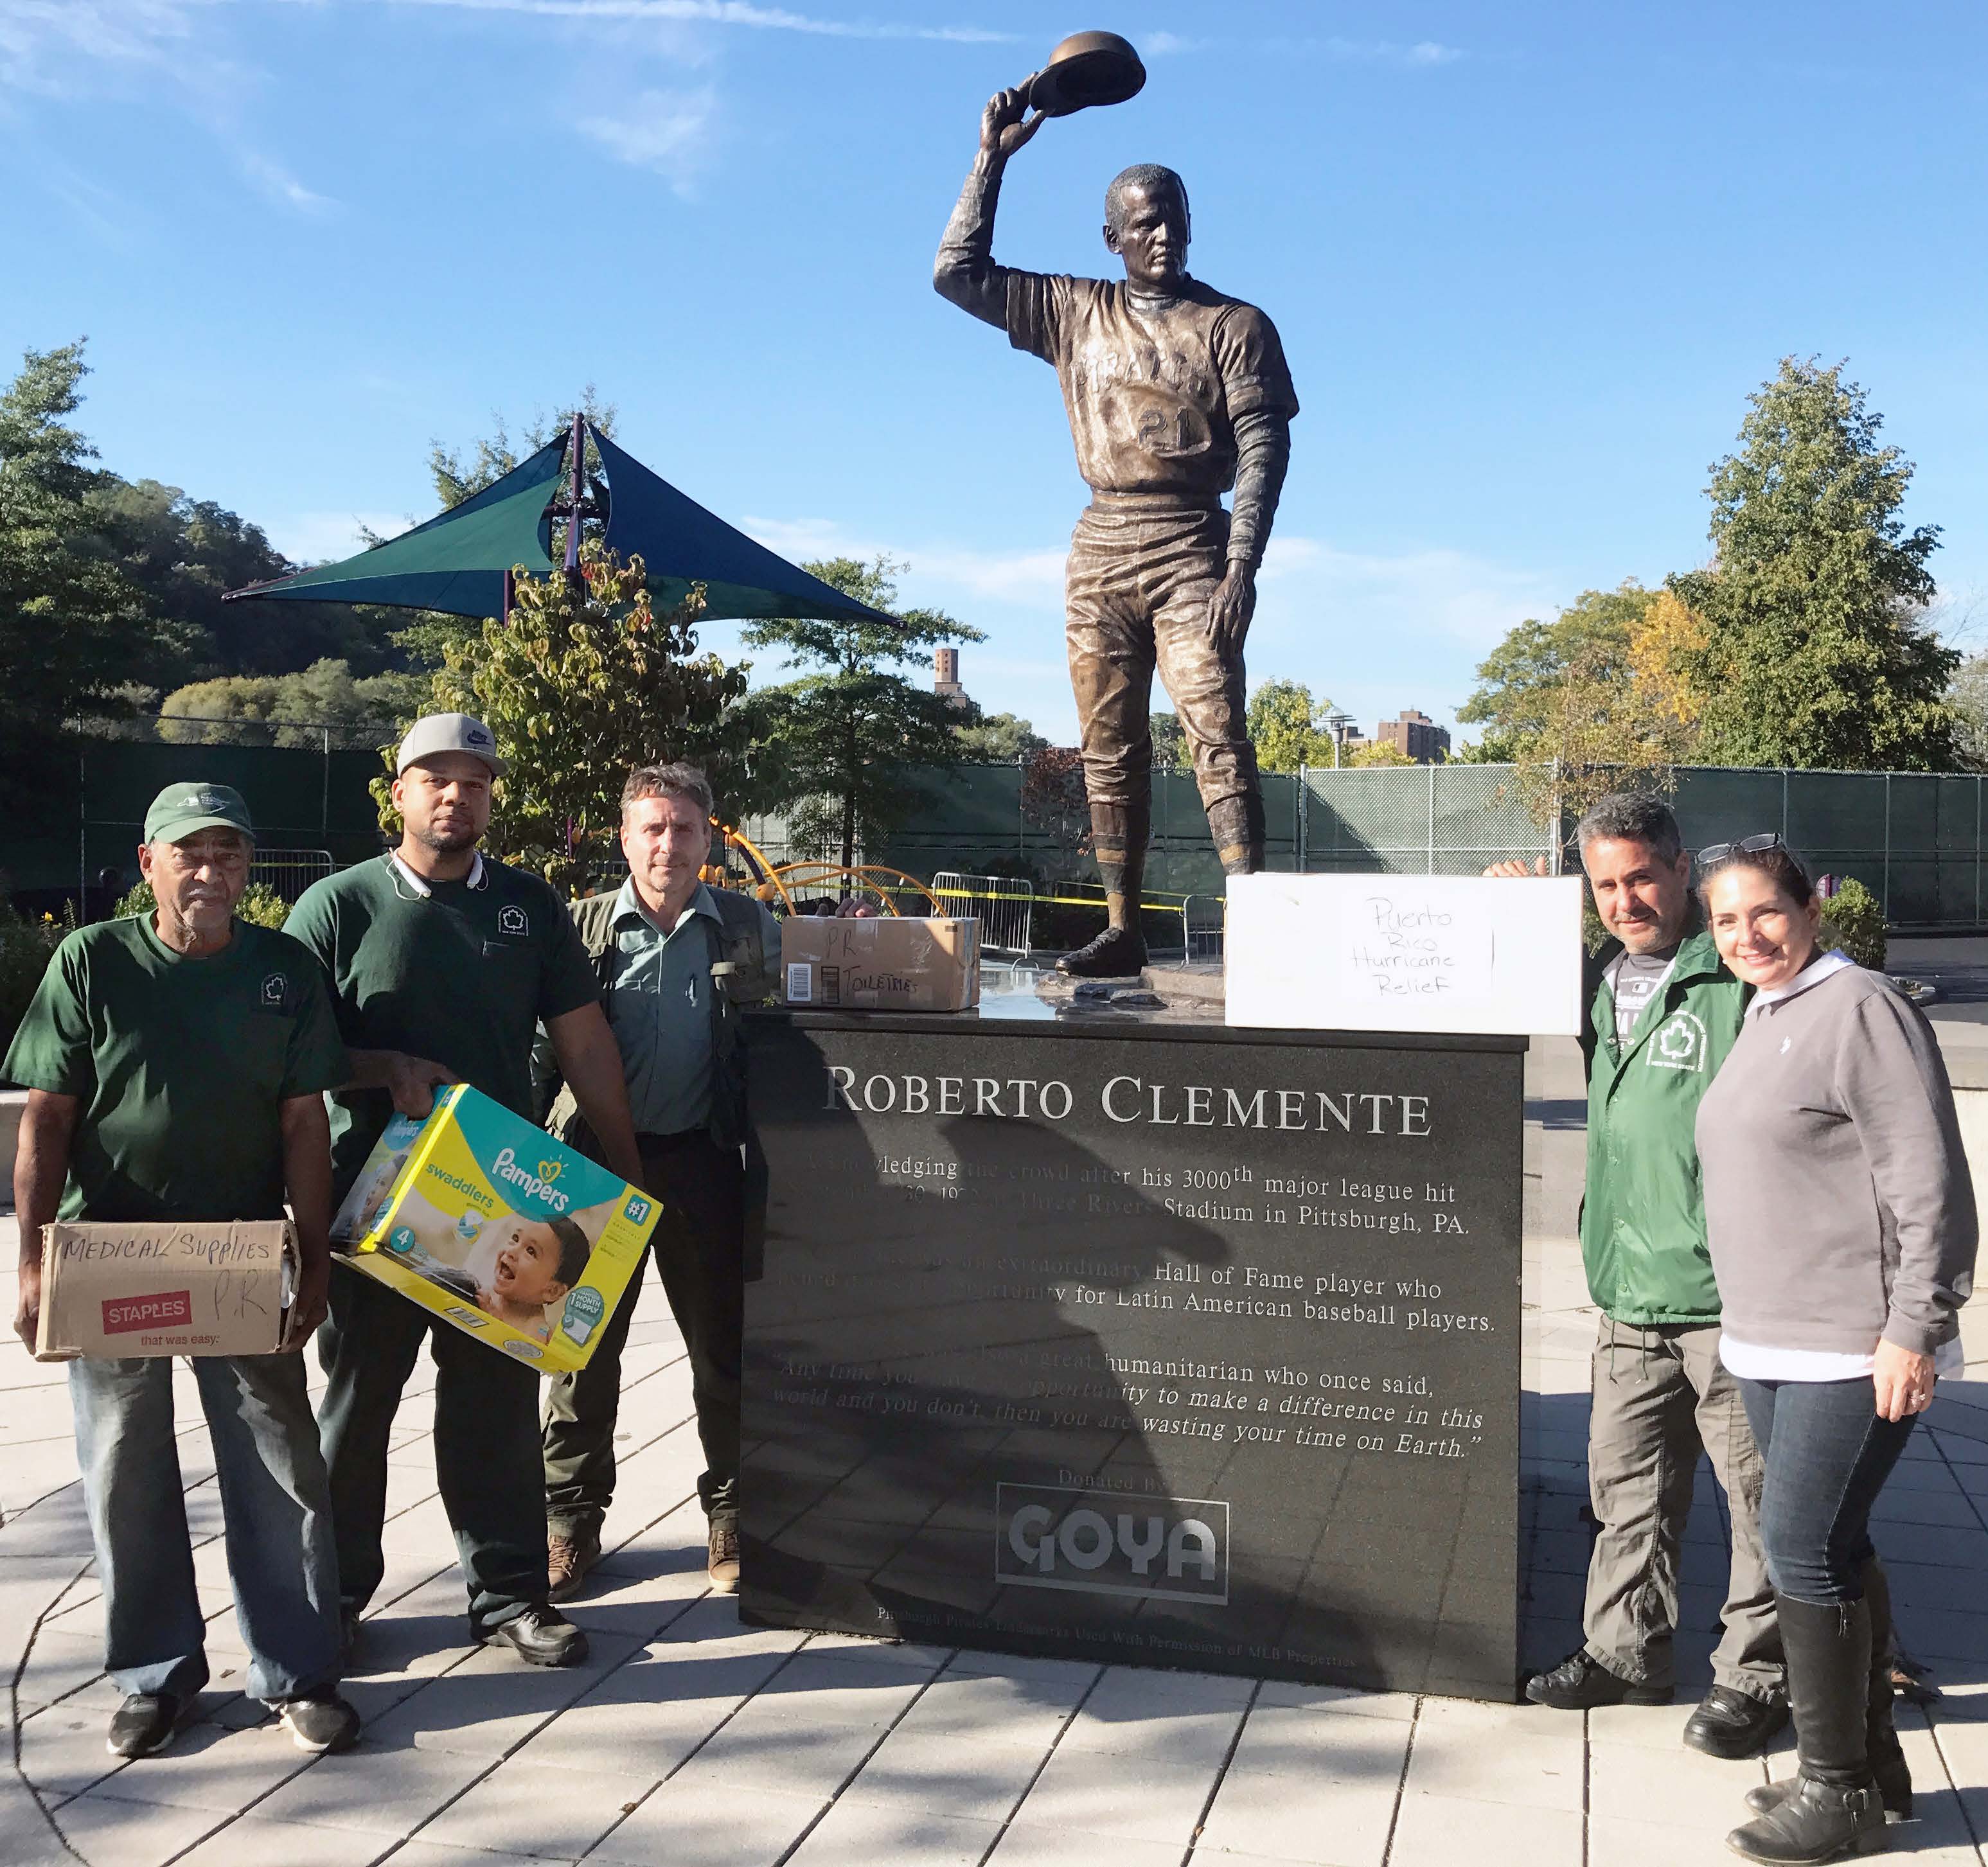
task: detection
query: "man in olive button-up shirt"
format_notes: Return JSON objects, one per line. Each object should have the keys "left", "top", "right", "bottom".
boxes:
{"left": 541, "top": 763, "right": 777, "bottom": 1602}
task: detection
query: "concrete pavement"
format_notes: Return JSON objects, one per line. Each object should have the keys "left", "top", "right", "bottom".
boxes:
{"left": 6, "top": 1055, "right": 1988, "bottom": 1866}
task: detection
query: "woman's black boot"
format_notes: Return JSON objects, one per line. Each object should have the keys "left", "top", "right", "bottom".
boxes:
{"left": 1746, "top": 1562, "right": 1912, "bottom": 1823}
{"left": 1728, "top": 1595, "right": 1885, "bottom": 1864}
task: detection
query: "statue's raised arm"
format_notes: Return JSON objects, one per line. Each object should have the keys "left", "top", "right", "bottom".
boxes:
{"left": 933, "top": 84, "right": 1047, "bottom": 328}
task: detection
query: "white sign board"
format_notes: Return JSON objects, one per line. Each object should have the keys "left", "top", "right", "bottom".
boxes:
{"left": 1224, "top": 872, "right": 1584, "bottom": 1036}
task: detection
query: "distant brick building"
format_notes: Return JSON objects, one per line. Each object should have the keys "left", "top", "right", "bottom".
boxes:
{"left": 1376, "top": 708, "right": 1450, "bottom": 763}
{"left": 934, "top": 647, "right": 969, "bottom": 710}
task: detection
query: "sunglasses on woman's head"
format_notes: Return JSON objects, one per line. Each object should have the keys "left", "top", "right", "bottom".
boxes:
{"left": 1697, "top": 832, "right": 1784, "bottom": 867}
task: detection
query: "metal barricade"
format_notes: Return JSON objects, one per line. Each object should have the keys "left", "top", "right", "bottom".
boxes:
{"left": 251, "top": 848, "right": 335, "bottom": 902}
{"left": 930, "top": 872, "right": 1035, "bottom": 957}
{"left": 1183, "top": 892, "right": 1225, "bottom": 964}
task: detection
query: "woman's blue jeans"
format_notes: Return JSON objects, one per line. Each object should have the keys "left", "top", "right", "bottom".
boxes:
{"left": 1734, "top": 1374, "right": 1917, "bottom": 1606}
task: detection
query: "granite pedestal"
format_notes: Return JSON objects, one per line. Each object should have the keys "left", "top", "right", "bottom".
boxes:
{"left": 740, "top": 989, "right": 1525, "bottom": 1701}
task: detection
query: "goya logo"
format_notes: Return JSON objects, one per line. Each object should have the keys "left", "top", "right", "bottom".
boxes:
{"left": 1647, "top": 1010, "right": 1708, "bottom": 1073}
{"left": 492, "top": 1147, "right": 571, "bottom": 1212}
{"left": 994, "top": 1483, "right": 1229, "bottom": 1604}
{"left": 624, "top": 1195, "right": 652, "bottom": 1225}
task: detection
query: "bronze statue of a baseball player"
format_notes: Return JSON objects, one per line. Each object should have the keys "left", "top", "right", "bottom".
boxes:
{"left": 936, "top": 81, "right": 1299, "bottom": 978}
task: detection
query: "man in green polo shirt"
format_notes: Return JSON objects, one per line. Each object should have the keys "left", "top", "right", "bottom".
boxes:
{"left": 6, "top": 783, "right": 360, "bottom": 1760}
{"left": 286, "top": 714, "right": 643, "bottom": 1669}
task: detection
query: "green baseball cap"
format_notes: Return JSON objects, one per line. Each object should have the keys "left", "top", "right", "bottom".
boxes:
{"left": 143, "top": 782, "right": 255, "bottom": 845}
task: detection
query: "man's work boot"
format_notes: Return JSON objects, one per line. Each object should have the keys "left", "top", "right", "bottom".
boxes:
{"left": 484, "top": 1607, "right": 590, "bottom": 1668}
{"left": 547, "top": 1526, "right": 602, "bottom": 1605}
{"left": 1726, "top": 1595, "right": 1883, "bottom": 1865}
{"left": 707, "top": 1509, "right": 741, "bottom": 1594}
{"left": 1524, "top": 1647, "right": 1671, "bottom": 1710}
{"left": 1748, "top": 1562, "right": 1912, "bottom": 1822}
{"left": 1206, "top": 792, "right": 1265, "bottom": 877}
{"left": 1683, "top": 1684, "right": 1789, "bottom": 1758}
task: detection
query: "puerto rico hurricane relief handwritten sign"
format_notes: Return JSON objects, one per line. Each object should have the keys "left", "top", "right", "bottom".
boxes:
{"left": 1224, "top": 874, "right": 1583, "bottom": 1036}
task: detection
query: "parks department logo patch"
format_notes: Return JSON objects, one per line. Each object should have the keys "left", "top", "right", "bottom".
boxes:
{"left": 260, "top": 972, "right": 288, "bottom": 1008}
{"left": 1646, "top": 1009, "right": 1708, "bottom": 1073}
{"left": 497, "top": 904, "right": 529, "bottom": 937}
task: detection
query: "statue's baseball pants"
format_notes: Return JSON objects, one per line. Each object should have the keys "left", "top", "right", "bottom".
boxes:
{"left": 1065, "top": 495, "right": 1259, "bottom": 812}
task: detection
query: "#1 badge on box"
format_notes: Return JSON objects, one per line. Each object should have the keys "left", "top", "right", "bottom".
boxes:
{"left": 1224, "top": 872, "right": 1584, "bottom": 1036}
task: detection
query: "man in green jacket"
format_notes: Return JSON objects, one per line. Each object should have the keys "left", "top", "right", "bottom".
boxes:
{"left": 1498, "top": 793, "right": 1784, "bottom": 1756}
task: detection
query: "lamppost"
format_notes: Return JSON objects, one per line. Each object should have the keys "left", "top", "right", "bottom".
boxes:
{"left": 1321, "top": 709, "right": 1354, "bottom": 769}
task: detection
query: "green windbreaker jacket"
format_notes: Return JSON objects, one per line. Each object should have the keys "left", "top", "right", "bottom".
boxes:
{"left": 1579, "top": 929, "right": 1750, "bottom": 1326}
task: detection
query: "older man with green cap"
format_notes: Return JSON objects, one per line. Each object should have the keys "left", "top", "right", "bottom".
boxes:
{"left": 5, "top": 782, "right": 359, "bottom": 1760}
{"left": 287, "top": 713, "right": 643, "bottom": 1669}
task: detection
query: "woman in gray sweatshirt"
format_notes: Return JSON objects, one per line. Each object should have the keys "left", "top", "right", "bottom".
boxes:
{"left": 1694, "top": 837, "right": 1975, "bottom": 1866}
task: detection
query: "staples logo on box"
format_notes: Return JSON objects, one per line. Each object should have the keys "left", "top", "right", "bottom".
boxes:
{"left": 103, "top": 1291, "right": 193, "bottom": 1335}
{"left": 995, "top": 1483, "right": 1229, "bottom": 1605}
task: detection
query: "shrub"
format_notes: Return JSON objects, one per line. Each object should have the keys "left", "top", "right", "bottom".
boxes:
{"left": 1819, "top": 876, "right": 1886, "bottom": 971}
{"left": 0, "top": 907, "right": 66, "bottom": 1061}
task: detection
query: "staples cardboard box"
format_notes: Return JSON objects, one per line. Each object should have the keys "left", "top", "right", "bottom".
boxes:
{"left": 330, "top": 1083, "right": 657, "bottom": 1374}
{"left": 781, "top": 916, "right": 981, "bottom": 1012}
{"left": 36, "top": 1220, "right": 297, "bottom": 1361}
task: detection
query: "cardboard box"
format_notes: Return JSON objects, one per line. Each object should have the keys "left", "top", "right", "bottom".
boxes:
{"left": 330, "top": 1083, "right": 658, "bottom": 1374}
{"left": 36, "top": 1221, "right": 297, "bottom": 1361}
{"left": 781, "top": 916, "right": 981, "bottom": 1012}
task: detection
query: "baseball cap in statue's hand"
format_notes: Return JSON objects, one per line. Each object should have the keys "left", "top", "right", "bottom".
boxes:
{"left": 143, "top": 782, "right": 256, "bottom": 845}
{"left": 1027, "top": 31, "right": 1146, "bottom": 118}
{"left": 396, "top": 712, "right": 508, "bottom": 777}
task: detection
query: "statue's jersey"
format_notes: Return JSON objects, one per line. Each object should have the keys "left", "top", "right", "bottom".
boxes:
{"left": 1005, "top": 272, "right": 1299, "bottom": 499}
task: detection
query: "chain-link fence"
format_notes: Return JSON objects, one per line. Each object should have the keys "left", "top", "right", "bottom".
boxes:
{"left": 1295, "top": 765, "right": 1988, "bottom": 930}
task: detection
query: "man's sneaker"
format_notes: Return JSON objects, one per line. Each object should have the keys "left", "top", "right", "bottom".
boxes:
{"left": 707, "top": 1509, "right": 741, "bottom": 1594}
{"left": 548, "top": 1528, "right": 601, "bottom": 1604}
{"left": 274, "top": 1690, "right": 361, "bottom": 1755}
{"left": 484, "top": 1607, "right": 589, "bottom": 1668}
{"left": 1525, "top": 1648, "right": 1672, "bottom": 1710}
{"left": 1682, "top": 1684, "right": 1789, "bottom": 1758}
{"left": 107, "top": 1692, "right": 188, "bottom": 1758}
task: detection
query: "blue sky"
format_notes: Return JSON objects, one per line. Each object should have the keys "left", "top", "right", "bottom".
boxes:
{"left": 4, "top": 1, "right": 1985, "bottom": 748}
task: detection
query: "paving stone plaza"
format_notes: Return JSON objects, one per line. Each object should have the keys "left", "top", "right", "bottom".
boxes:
{"left": 6, "top": 1034, "right": 1988, "bottom": 1867}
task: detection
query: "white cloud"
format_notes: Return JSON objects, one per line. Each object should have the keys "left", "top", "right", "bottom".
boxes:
{"left": 339, "top": 0, "right": 1012, "bottom": 41}
{"left": 1304, "top": 36, "right": 1464, "bottom": 67}
{"left": 578, "top": 83, "right": 716, "bottom": 191}
{"left": 239, "top": 146, "right": 335, "bottom": 211}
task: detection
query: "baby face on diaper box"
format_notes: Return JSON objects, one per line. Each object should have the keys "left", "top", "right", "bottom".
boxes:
{"left": 331, "top": 1084, "right": 657, "bottom": 1372}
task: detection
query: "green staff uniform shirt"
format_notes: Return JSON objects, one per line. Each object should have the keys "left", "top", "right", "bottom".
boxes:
{"left": 603, "top": 879, "right": 723, "bottom": 1137}
{"left": 1, "top": 917, "right": 350, "bottom": 1222}
{"left": 285, "top": 853, "right": 601, "bottom": 1199}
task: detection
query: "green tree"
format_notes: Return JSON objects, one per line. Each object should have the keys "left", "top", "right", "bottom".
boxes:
{"left": 1347, "top": 739, "right": 1416, "bottom": 768}
{"left": 1672, "top": 358, "right": 1960, "bottom": 770}
{"left": 1245, "top": 679, "right": 1338, "bottom": 772}
{"left": 378, "top": 544, "right": 753, "bottom": 895}
{"left": 745, "top": 556, "right": 983, "bottom": 876}
{"left": 1148, "top": 711, "right": 1193, "bottom": 774}
{"left": 89, "top": 478, "right": 396, "bottom": 680}
{"left": 1455, "top": 583, "right": 1657, "bottom": 761}
{"left": 159, "top": 658, "right": 427, "bottom": 748}
{"left": 1948, "top": 648, "right": 1988, "bottom": 770}
{"left": 0, "top": 342, "right": 181, "bottom": 801}
{"left": 954, "top": 711, "right": 1046, "bottom": 763}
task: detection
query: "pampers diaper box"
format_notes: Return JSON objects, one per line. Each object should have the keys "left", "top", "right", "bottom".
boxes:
{"left": 330, "top": 1083, "right": 657, "bottom": 1373}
